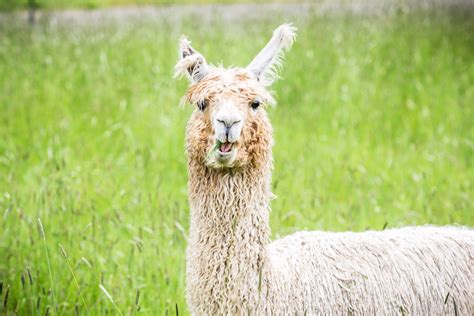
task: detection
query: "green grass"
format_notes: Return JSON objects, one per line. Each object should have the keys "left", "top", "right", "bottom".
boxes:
{"left": 0, "top": 8, "right": 473, "bottom": 314}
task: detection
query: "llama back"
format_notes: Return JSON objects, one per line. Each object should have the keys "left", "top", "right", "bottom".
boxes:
{"left": 265, "top": 226, "right": 474, "bottom": 315}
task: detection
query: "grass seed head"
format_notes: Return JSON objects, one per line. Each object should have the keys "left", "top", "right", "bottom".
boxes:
{"left": 3, "top": 285, "right": 9, "bottom": 308}
{"left": 27, "top": 268, "right": 33, "bottom": 285}
{"left": 59, "top": 243, "right": 68, "bottom": 258}
{"left": 37, "top": 218, "right": 46, "bottom": 240}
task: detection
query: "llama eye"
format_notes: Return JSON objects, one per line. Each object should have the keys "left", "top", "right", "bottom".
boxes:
{"left": 197, "top": 100, "right": 208, "bottom": 111}
{"left": 251, "top": 100, "right": 261, "bottom": 110}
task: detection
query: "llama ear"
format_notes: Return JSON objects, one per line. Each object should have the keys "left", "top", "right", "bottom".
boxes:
{"left": 174, "top": 36, "right": 210, "bottom": 84}
{"left": 246, "top": 24, "right": 297, "bottom": 86}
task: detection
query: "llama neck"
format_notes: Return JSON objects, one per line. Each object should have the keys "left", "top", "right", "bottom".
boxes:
{"left": 186, "top": 158, "right": 273, "bottom": 313}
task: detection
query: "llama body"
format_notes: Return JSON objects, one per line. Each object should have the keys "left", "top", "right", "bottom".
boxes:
{"left": 186, "top": 161, "right": 474, "bottom": 315}
{"left": 267, "top": 228, "right": 473, "bottom": 314}
{"left": 176, "top": 24, "right": 474, "bottom": 315}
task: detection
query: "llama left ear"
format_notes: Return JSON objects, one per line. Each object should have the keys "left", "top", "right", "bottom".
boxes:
{"left": 174, "top": 36, "right": 210, "bottom": 83}
{"left": 247, "top": 24, "right": 297, "bottom": 86}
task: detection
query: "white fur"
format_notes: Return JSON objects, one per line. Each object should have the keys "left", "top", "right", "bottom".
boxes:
{"left": 266, "top": 226, "right": 474, "bottom": 314}
{"left": 212, "top": 100, "right": 244, "bottom": 144}
{"left": 247, "top": 23, "right": 297, "bottom": 86}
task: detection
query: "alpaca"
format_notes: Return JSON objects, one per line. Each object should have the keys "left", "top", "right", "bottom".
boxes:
{"left": 175, "top": 24, "right": 474, "bottom": 315}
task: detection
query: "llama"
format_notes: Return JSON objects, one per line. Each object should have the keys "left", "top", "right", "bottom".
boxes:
{"left": 174, "top": 24, "right": 474, "bottom": 315}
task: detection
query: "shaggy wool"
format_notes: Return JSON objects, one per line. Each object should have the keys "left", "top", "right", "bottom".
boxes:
{"left": 267, "top": 227, "right": 474, "bottom": 314}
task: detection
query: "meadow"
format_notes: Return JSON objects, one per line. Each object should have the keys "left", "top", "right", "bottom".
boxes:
{"left": 0, "top": 4, "right": 473, "bottom": 314}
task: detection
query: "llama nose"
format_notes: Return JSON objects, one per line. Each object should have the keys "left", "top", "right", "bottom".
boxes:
{"left": 217, "top": 119, "right": 241, "bottom": 128}
{"left": 214, "top": 103, "right": 243, "bottom": 143}
{"left": 217, "top": 119, "right": 241, "bottom": 138}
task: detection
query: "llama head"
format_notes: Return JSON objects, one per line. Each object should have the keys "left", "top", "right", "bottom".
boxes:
{"left": 175, "top": 24, "right": 296, "bottom": 170}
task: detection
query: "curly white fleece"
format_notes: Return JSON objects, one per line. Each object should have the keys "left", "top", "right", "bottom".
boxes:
{"left": 185, "top": 156, "right": 474, "bottom": 314}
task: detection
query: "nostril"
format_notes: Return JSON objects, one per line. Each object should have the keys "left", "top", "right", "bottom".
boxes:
{"left": 217, "top": 118, "right": 241, "bottom": 129}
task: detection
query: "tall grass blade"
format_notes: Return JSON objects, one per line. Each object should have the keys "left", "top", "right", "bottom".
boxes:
{"left": 58, "top": 243, "right": 89, "bottom": 313}
{"left": 3, "top": 285, "right": 9, "bottom": 308}
{"left": 37, "top": 218, "right": 57, "bottom": 313}
{"left": 99, "top": 284, "right": 123, "bottom": 316}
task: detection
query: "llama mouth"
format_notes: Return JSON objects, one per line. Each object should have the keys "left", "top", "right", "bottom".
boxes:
{"left": 218, "top": 142, "right": 233, "bottom": 154}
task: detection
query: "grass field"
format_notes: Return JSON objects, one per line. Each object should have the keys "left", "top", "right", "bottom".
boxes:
{"left": 0, "top": 6, "right": 473, "bottom": 315}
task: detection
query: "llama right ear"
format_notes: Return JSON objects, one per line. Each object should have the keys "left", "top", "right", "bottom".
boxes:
{"left": 174, "top": 36, "right": 210, "bottom": 84}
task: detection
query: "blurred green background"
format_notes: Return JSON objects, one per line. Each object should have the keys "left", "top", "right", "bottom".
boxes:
{"left": 0, "top": 0, "right": 473, "bottom": 314}
{"left": 2, "top": 0, "right": 289, "bottom": 10}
